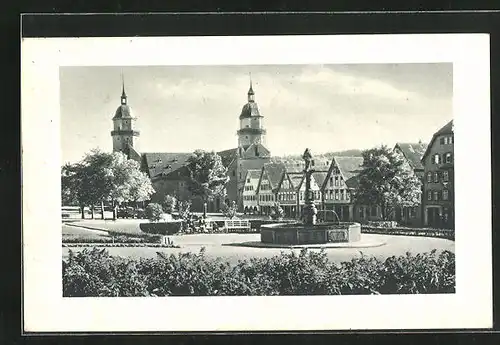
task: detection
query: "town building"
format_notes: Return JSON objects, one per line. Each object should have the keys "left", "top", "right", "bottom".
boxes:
{"left": 255, "top": 162, "right": 286, "bottom": 215}
{"left": 420, "top": 120, "right": 454, "bottom": 228}
{"left": 320, "top": 156, "right": 364, "bottom": 222}
{"left": 242, "top": 169, "right": 261, "bottom": 214}
{"left": 111, "top": 77, "right": 271, "bottom": 212}
{"left": 393, "top": 142, "right": 428, "bottom": 226}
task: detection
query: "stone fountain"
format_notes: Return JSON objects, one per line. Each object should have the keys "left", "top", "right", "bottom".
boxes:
{"left": 260, "top": 149, "right": 362, "bottom": 245}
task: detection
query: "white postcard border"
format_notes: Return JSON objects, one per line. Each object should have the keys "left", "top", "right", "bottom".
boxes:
{"left": 21, "top": 34, "right": 492, "bottom": 332}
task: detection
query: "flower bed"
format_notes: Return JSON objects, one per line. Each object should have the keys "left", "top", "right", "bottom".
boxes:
{"left": 361, "top": 225, "right": 454, "bottom": 240}
{"left": 62, "top": 248, "right": 455, "bottom": 297}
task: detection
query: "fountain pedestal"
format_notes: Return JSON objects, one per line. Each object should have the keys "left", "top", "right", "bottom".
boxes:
{"left": 260, "top": 148, "right": 362, "bottom": 246}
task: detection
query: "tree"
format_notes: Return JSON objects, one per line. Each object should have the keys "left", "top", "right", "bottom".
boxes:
{"left": 354, "top": 145, "right": 422, "bottom": 221}
{"left": 185, "top": 150, "right": 229, "bottom": 206}
{"left": 60, "top": 149, "right": 155, "bottom": 220}
{"left": 145, "top": 203, "right": 163, "bottom": 222}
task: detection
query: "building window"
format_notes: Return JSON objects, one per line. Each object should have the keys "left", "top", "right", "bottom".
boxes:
{"left": 427, "top": 172, "right": 432, "bottom": 183}
{"left": 325, "top": 193, "right": 329, "bottom": 200}
{"left": 433, "top": 172, "right": 439, "bottom": 183}
{"left": 433, "top": 154, "right": 441, "bottom": 164}
{"left": 427, "top": 190, "right": 432, "bottom": 201}
{"left": 335, "top": 176, "right": 339, "bottom": 186}
{"left": 433, "top": 191, "right": 439, "bottom": 201}
{"left": 335, "top": 191, "right": 339, "bottom": 200}
{"left": 443, "top": 170, "right": 449, "bottom": 182}
{"left": 445, "top": 152, "right": 452, "bottom": 164}
{"left": 232, "top": 170, "right": 236, "bottom": 177}
{"left": 443, "top": 189, "right": 449, "bottom": 200}
{"left": 449, "top": 136, "right": 453, "bottom": 144}
{"left": 440, "top": 137, "right": 445, "bottom": 145}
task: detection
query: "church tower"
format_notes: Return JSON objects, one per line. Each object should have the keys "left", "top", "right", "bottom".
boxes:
{"left": 111, "top": 75, "right": 140, "bottom": 155}
{"left": 237, "top": 77, "right": 267, "bottom": 150}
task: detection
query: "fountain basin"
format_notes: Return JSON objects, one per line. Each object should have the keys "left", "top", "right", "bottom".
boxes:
{"left": 261, "top": 222, "right": 361, "bottom": 245}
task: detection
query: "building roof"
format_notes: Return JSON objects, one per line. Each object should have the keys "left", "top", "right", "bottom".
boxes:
{"left": 113, "top": 104, "right": 134, "bottom": 119}
{"left": 217, "top": 148, "right": 239, "bottom": 167}
{"left": 334, "top": 156, "right": 365, "bottom": 188}
{"left": 262, "top": 162, "right": 286, "bottom": 190}
{"left": 395, "top": 142, "right": 428, "bottom": 170}
{"left": 288, "top": 172, "right": 305, "bottom": 190}
{"left": 239, "top": 102, "right": 261, "bottom": 119}
{"left": 312, "top": 171, "right": 329, "bottom": 189}
{"left": 421, "top": 120, "right": 454, "bottom": 162}
{"left": 142, "top": 152, "right": 192, "bottom": 179}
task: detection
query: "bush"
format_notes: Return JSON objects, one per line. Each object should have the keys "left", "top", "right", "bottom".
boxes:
{"left": 163, "top": 195, "right": 177, "bottom": 214}
{"left": 139, "top": 221, "right": 184, "bottom": 235}
{"left": 145, "top": 203, "right": 163, "bottom": 222}
{"left": 62, "top": 248, "right": 455, "bottom": 297}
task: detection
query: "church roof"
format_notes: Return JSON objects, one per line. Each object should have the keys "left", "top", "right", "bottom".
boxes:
{"left": 142, "top": 152, "right": 192, "bottom": 179}
{"left": 217, "top": 148, "right": 239, "bottom": 167}
{"left": 239, "top": 102, "right": 261, "bottom": 119}
{"left": 334, "top": 156, "right": 365, "bottom": 189}
{"left": 394, "top": 142, "right": 427, "bottom": 170}
{"left": 246, "top": 169, "right": 262, "bottom": 179}
{"left": 113, "top": 104, "right": 134, "bottom": 119}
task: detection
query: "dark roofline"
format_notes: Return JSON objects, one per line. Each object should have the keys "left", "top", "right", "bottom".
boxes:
{"left": 421, "top": 120, "right": 454, "bottom": 163}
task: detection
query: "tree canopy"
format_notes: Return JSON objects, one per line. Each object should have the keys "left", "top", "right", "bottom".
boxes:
{"left": 61, "top": 149, "right": 154, "bottom": 209}
{"left": 354, "top": 145, "right": 422, "bottom": 220}
{"left": 185, "top": 150, "right": 229, "bottom": 202}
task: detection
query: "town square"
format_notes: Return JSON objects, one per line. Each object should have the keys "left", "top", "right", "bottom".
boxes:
{"left": 60, "top": 64, "right": 455, "bottom": 296}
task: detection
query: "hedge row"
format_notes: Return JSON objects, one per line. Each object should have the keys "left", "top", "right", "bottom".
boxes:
{"left": 361, "top": 226, "right": 454, "bottom": 240}
{"left": 62, "top": 234, "right": 148, "bottom": 244}
{"left": 63, "top": 243, "right": 180, "bottom": 248}
{"left": 63, "top": 248, "right": 455, "bottom": 297}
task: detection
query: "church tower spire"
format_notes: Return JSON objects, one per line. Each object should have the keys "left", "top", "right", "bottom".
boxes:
{"left": 111, "top": 73, "right": 140, "bottom": 156}
{"left": 247, "top": 73, "right": 255, "bottom": 102}
{"left": 237, "top": 75, "right": 268, "bottom": 151}
{"left": 121, "top": 73, "right": 127, "bottom": 105}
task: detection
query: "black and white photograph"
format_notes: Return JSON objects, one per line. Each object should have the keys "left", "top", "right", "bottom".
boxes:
{"left": 60, "top": 63, "right": 456, "bottom": 296}
{"left": 21, "top": 34, "right": 492, "bottom": 332}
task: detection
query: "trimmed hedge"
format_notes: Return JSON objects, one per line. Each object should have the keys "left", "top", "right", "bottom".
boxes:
{"left": 139, "top": 221, "right": 184, "bottom": 235}
{"left": 63, "top": 243, "right": 180, "bottom": 248}
{"left": 361, "top": 226, "right": 454, "bottom": 240}
{"left": 62, "top": 248, "right": 455, "bottom": 297}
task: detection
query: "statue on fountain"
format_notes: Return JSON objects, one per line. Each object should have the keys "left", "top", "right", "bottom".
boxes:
{"left": 302, "top": 148, "right": 317, "bottom": 226}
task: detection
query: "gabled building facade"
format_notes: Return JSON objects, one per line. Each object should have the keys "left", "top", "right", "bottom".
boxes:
{"left": 393, "top": 142, "right": 427, "bottom": 226}
{"left": 255, "top": 162, "right": 286, "bottom": 215}
{"left": 421, "top": 120, "right": 454, "bottom": 229}
{"left": 320, "top": 156, "right": 364, "bottom": 222}
{"left": 242, "top": 169, "right": 261, "bottom": 214}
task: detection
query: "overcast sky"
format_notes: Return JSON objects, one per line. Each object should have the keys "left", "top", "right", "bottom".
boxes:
{"left": 60, "top": 64, "right": 453, "bottom": 164}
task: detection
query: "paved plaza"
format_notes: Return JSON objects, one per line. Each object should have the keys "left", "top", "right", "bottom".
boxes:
{"left": 62, "top": 220, "right": 455, "bottom": 265}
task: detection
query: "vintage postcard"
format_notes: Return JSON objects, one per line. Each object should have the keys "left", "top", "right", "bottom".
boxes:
{"left": 21, "top": 34, "right": 492, "bottom": 332}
